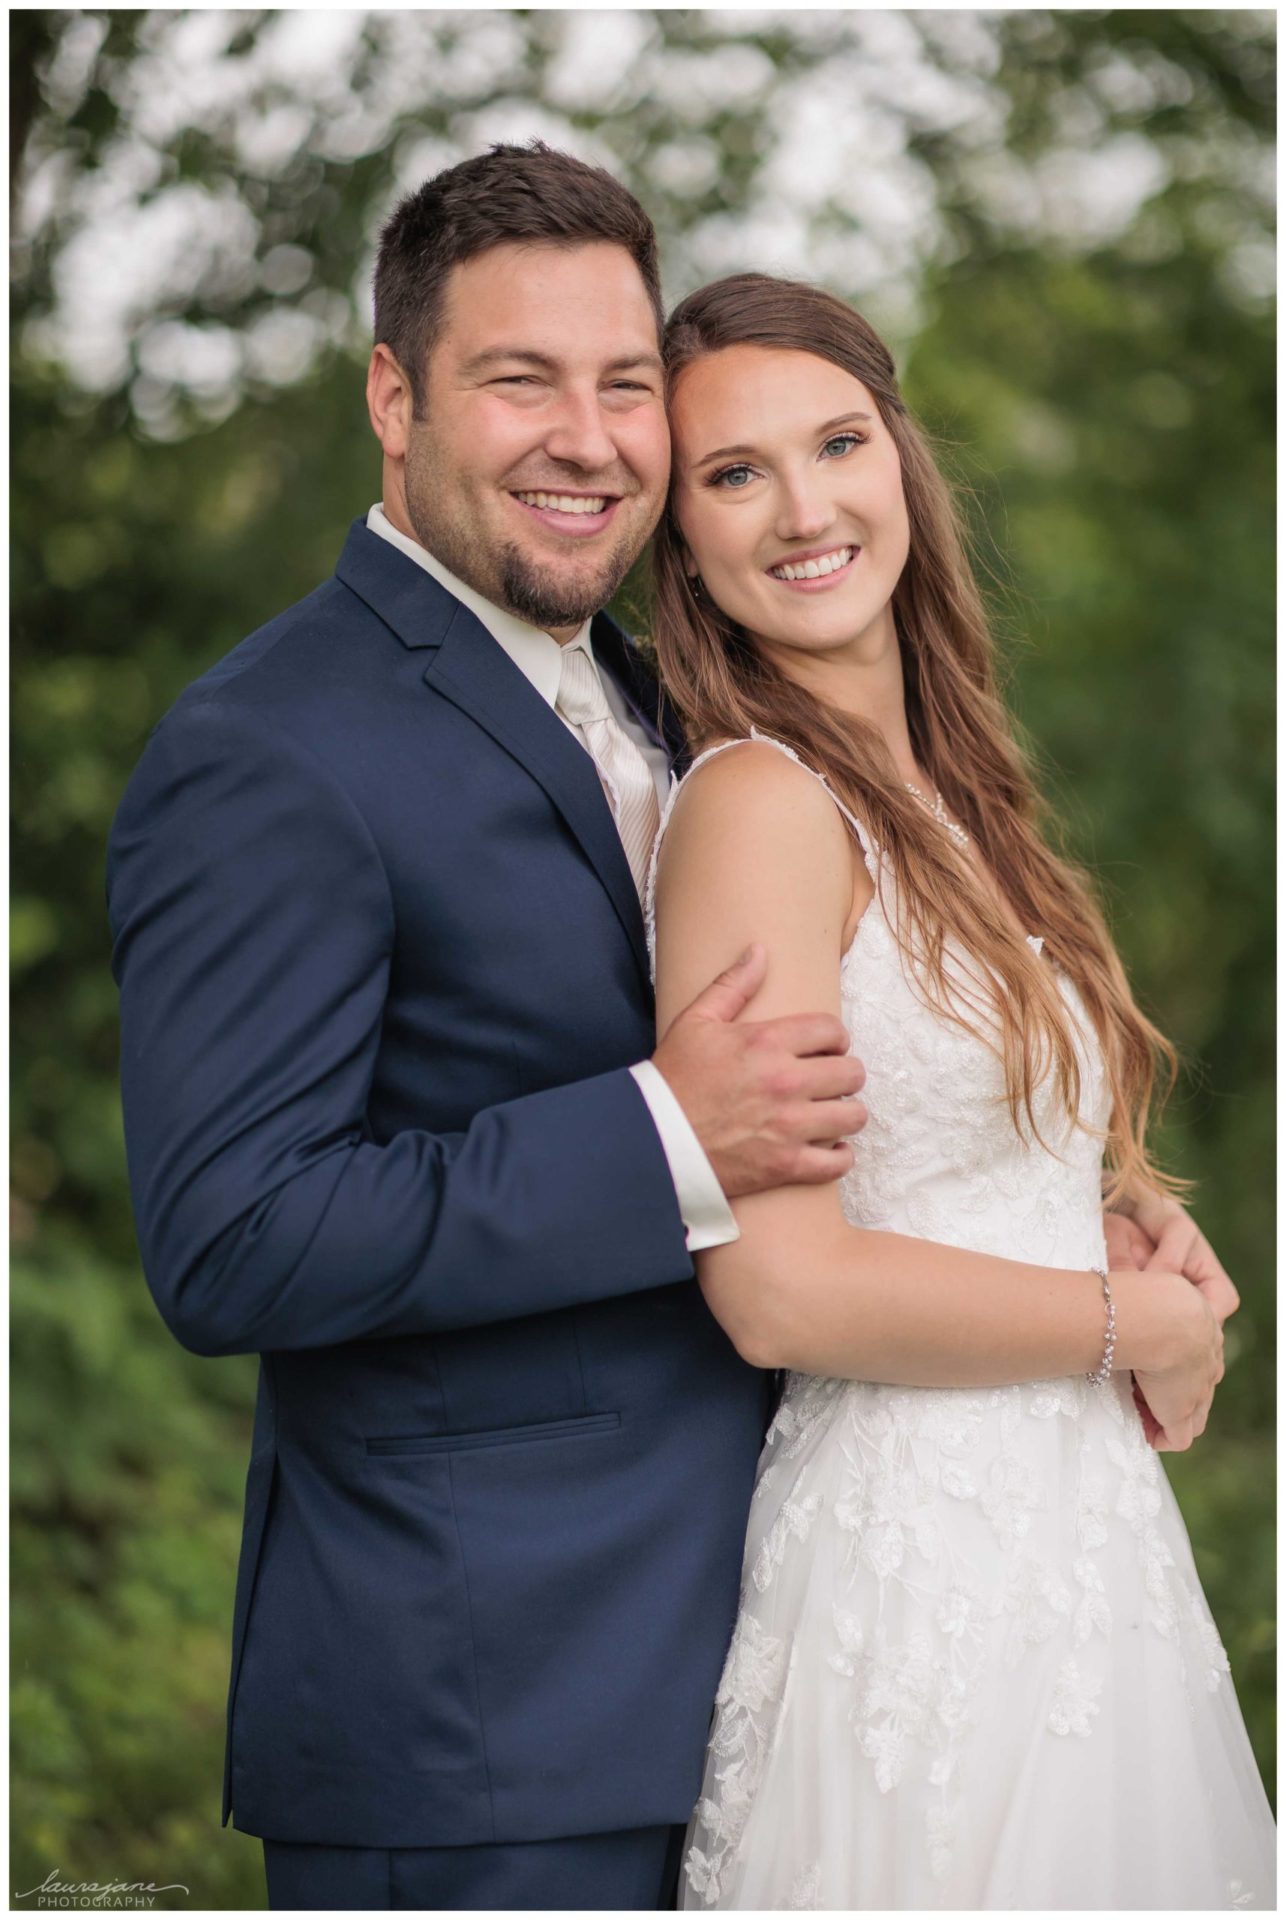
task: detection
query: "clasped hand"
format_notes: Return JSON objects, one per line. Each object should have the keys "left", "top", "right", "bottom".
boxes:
{"left": 1104, "top": 1197, "right": 1239, "bottom": 1453}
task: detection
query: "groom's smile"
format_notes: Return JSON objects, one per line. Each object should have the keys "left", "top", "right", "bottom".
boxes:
{"left": 371, "top": 240, "right": 670, "bottom": 639}
{"left": 509, "top": 487, "right": 622, "bottom": 537}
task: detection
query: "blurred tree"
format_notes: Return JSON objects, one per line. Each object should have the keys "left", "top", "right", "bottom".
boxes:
{"left": 10, "top": 11, "right": 1274, "bottom": 1907}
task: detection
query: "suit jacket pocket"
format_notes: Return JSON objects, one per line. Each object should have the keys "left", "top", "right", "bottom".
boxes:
{"left": 365, "top": 1411, "right": 620, "bottom": 1457}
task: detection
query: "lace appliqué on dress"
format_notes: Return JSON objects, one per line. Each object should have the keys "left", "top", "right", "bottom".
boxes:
{"left": 683, "top": 1611, "right": 792, "bottom": 1907}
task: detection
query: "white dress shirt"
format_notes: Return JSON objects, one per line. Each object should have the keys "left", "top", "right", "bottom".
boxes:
{"left": 366, "top": 503, "right": 739, "bottom": 1253}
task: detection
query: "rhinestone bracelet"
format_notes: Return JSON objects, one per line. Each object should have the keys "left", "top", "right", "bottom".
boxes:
{"left": 1085, "top": 1263, "right": 1116, "bottom": 1386}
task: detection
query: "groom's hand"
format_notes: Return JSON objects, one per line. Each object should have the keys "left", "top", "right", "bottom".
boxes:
{"left": 652, "top": 943, "right": 868, "bottom": 1200}
{"left": 1105, "top": 1195, "right": 1240, "bottom": 1324}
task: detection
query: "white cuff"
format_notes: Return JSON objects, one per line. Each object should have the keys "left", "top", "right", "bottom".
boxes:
{"left": 628, "top": 1059, "right": 740, "bottom": 1253}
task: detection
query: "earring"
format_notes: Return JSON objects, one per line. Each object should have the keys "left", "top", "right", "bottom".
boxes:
{"left": 689, "top": 573, "right": 704, "bottom": 600}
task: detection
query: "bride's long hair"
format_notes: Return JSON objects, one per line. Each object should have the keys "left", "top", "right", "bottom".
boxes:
{"left": 650, "top": 273, "right": 1182, "bottom": 1203}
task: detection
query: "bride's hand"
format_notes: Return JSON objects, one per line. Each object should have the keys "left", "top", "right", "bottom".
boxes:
{"left": 1103, "top": 1215, "right": 1167, "bottom": 1446}
{"left": 1130, "top": 1275, "right": 1224, "bottom": 1453}
{"left": 1103, "top": 1208, "right": 1154, "bottom": 1274}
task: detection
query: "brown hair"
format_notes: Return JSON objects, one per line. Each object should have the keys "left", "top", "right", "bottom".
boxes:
{"left": 374, "top": 141, "right": 663, "bottom": 414}
{"left": 652, "top": 273, "right": 1182, "bottom": 1203}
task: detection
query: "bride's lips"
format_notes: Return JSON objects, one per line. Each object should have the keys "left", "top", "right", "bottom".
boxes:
{"left": 509, "top": 490, "right": 621, "bottom": 538}
{"left": 765, "top": 544, "right": 860, "bottom": 593}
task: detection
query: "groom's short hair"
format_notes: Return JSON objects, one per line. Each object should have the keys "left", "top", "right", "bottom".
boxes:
{"left": 374, "top": 141, "right": 663, "bottom": 412}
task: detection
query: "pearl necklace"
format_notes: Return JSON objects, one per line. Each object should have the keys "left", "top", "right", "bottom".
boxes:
{"left": 905, "top": 780, "right": 971, "bottom": 850}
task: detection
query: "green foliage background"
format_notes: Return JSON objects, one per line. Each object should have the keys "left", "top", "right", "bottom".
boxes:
{"left": 11, "top": 10, "right": 1274, "bottom": 1909}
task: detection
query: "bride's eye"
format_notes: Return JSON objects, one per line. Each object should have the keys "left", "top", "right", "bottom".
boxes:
{"left": 821, "top": 431, "right": 868, "bottom": 458}
{"left": 708, "top": 463, "right": 757, "bottom": 490}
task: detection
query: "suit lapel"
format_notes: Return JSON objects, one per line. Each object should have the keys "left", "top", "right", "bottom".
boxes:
{"left": 335, "top": 523, "right": 652, "bottom": 986}
{"left": 426, "top": 604, "right": 651, "bottom": 981}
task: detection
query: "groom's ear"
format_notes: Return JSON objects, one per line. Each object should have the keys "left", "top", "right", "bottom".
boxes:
{"left": 366, "top": 344, "right": 415, "bottom": 459}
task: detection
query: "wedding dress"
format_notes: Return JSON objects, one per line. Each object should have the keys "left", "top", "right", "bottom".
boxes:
{"left": 647, "top": 733, "right": 1275, "bottom": 1911}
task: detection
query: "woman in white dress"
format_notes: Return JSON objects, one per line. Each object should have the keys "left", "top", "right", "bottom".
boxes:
{"left": 646, "top": 274, "right": 1274, "bottom": 1910}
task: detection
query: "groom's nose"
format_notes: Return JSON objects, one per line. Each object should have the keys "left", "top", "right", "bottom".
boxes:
{"left": 541, "top": 386, "right": 618, "bottom": 474}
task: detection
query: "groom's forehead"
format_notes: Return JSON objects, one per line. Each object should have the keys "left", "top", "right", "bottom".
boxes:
{"left": 433, "top": 239, "right": 663, "bottom": 350}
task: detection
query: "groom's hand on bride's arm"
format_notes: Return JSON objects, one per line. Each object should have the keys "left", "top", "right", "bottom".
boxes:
{"left": 652, "top": 943, "right": 868, "bottom": 1200}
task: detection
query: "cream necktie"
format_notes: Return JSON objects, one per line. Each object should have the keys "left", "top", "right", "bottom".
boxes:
{"left": 556, "top": 643, "right": 661, "bottom": 901}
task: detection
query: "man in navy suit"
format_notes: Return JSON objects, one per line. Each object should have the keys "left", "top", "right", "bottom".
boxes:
{"left": 107, "top": 144, "right": 869, "bottom": 1909}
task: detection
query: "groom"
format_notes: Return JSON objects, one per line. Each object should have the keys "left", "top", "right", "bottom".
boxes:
{"left": 107, "top": 144, "right": 870, "bottom": 1912}
{"left": 109, "top": 143, "right": 1234, "bottom": 1911}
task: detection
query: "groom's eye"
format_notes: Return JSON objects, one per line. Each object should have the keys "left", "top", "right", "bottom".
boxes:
{"left": 604, "top": 379, "right": 657, "bottom": 400}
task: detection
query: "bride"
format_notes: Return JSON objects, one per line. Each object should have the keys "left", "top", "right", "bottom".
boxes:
{"left": 646, "top": 273, "right": 1275, "bottom": 1909}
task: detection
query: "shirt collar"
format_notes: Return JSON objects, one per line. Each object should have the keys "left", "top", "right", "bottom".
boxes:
{"left": 366, "top": 502, "right": 594, "bottom": 710}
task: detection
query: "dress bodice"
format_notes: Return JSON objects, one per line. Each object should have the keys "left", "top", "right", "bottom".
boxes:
{"left": 646, "top": 730, "right": 1111, "bottom": 1275}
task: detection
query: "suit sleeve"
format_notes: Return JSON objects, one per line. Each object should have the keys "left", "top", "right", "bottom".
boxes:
{"left": 107, "top": 695, "right": 692, "bottom": 1357}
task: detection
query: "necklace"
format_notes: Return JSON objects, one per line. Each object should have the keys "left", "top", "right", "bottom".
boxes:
{"left": 905, "top": 780, "right": 971, "bottom": 850}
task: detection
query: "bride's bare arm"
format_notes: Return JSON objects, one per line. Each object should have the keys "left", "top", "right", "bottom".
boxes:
{"left": 653, "top": 745, "right": 1218, "bottom": 1417}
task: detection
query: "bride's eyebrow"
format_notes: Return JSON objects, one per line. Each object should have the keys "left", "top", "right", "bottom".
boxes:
{"left": 690, "top": 411, "right": 873, "bottom": 469}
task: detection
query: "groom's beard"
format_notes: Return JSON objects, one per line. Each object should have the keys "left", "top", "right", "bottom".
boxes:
{"left": 403, "top": 431, "right": 651, "bottom": 631}
{"left": 495, "top": 535, "right": 637, "bottom": 631}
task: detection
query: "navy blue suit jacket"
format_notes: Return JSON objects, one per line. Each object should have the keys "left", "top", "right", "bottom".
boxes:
{"left": 107, "top": 521, "right": 770, "bottom": 1846}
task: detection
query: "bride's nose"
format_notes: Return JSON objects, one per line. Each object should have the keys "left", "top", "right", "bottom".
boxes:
{"left": 774, "top": 467, "right": 835, "bottom": 544}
